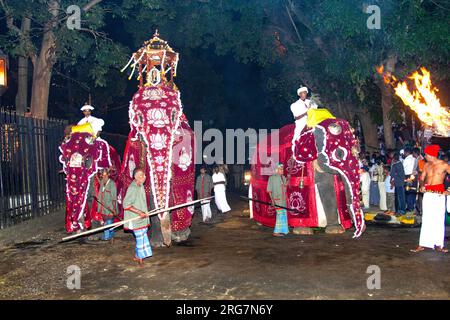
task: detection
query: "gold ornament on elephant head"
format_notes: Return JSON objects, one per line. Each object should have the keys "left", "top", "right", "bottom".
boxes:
{"left": 121, "top": 30, "right": 179, "bottom": 90}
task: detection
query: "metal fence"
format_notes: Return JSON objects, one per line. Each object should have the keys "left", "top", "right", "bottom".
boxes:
{"left": 0, "top": 108, "right": 67, "bottom": 229}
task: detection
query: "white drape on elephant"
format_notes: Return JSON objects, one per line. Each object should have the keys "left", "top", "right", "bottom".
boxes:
{"left": 250, "top": 100, "right": 365, "bottom": 237}
{"left": 119, "top": 31, "right": 195, "bottom": 247}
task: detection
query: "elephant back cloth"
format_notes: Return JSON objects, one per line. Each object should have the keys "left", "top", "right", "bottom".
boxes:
{"left": 250, "top": 110, "right": 365, "bottom": 238}
{"left": 59, "top": 131, "right": 120, "bottom": 233}
{"left": 119, "top": 85, "right": 195, "bottom": 234}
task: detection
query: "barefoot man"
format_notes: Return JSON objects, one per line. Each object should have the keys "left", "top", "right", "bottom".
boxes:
{"left": 123, "top": 168, "right": 153, "bottom": 265}
{"left": 411, "top": 145, "right": 450, "bottom": 253}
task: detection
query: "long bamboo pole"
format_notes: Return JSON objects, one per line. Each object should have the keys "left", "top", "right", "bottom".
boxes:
{"left": 61, "top": 196, "right": 214, "bottom": 242}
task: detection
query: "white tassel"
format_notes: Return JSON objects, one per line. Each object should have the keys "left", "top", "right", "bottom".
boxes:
{"left": 120, "top": 54, "right": 135, "bottom": 73}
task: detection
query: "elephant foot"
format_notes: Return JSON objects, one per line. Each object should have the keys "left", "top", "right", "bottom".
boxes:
{"left": 292, "top": 227, "right": 314, "bottom": 235}
{"left": 172, "top": 228, "right": 191, "bottom": 243}
{"left": 325, "top": 225, "right": 345, "bottom": 234}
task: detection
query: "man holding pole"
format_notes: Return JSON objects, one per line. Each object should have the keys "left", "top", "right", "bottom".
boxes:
{"left": 267, "top": 163, "right": 289, "bottom": 237}
{"left": 123, "top": 168, "right": 153, "bottom": 265}
{"left": 97, "top": 168, "right": 118, "bottom": 243}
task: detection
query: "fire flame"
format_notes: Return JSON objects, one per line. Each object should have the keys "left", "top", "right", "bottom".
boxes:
{"left": 376, "top": 65, "right": 396, "bottom": 84}
{"left": 394, "top": 67, "right": 449, "bottom": 137}
{"left": 377, "top": 65, "right": 450, "bottom": 137}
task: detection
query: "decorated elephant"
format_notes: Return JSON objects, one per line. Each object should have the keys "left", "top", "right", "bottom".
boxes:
{"left": 59, "top": 124, "right": 121, "bottom": 233}
{"left": 250, "top": 107, "right": 365, "bottom": 238}
{"left": 119, "top": 32, "right": 195, "bottom": 247}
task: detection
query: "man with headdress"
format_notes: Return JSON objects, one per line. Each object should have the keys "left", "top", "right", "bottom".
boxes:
{"left": 411, "top": 145, "right": 450, "bottom": 253}
{"left": 78, "top": 104, "right": 105, "bottom": 136}
{"left": 267, "top": 163, "right": 289, "bottom": 237}
{"left": 290, "top": 86, "right": 319, "bottom": 155}
{"left": 290, "top": 87, "right": 311, "bottom": 146}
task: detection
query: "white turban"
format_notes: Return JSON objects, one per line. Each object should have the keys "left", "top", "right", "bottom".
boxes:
{"left": 297, "top": 87, "right": 308, "bottom": 95}
{"left": 80, "top": 104, "right": 94, "bottom": 111}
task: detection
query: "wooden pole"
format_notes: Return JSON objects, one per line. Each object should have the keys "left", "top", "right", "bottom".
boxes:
{"left": 61, "top": 196, "right": 214, "bottom": 242}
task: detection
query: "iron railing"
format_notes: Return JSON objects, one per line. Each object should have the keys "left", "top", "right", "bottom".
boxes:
{"left": 0, "top": 108, "right": 67, "bottom": 228}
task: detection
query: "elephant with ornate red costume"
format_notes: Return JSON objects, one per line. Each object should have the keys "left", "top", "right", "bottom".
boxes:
{"left": 59, "top": 125, "right": 121, "bottom": 233}
{"left": 250, "top": 106, "right": 365, "bottom": 238}
{"left": 118, "top": 32, "right": 196, "bottom": 247}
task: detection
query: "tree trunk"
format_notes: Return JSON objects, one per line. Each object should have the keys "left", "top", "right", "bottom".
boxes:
{"left": 359, "top": 108, "right": 378, "bottom": 152}
{"left": 380, "top": 84, "right": 395, "bottom": 149}
{"left": 29, "top": 0, "right": 59, "bottom": 119}
{"left": 16, "top": 17, "right": 31, "bottom": 114}
{"left": 378, "top": 53, "right": 397, "bottom": 150}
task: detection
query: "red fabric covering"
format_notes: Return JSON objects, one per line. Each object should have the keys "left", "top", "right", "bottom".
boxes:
{"left": 293, "top": 129, "right": 318, "bottom": 162}
{"left": 60, "top": 133, "right": 99, "bottom": 233}
{"left": 60, "top": 133, "right": 121, "bottom": 233}
{"left": 89, "top": 175, "right": 102, "bottom": 222}
{"left": 250, "top": 124, "right": 351, "bottom": 228}
{"left": 169, "top": 119, "right": 195, "bottom": 232}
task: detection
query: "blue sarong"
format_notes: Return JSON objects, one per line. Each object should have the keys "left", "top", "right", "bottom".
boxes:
{"left": 102, "top": 218, "right": 115, "bottom": 241}
{"left": 274, "top": 209, "right": 289, "bottom": 234}
{"left": 134, "top": 228, "right": 152, "bottom": 259}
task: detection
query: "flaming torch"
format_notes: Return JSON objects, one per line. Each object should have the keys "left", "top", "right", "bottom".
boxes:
{"left": 377, "top": 66, "right": 450, "bottom": 137}
{"left": 393, "top": 67, "right": 449, "bottom": 137}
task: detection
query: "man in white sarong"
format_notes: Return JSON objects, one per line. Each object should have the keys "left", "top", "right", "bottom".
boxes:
{"left": 195, "top": 166, "right": 213, "bottom": 222}
{"left": 411, "top": 144, "right": 450, "bottom": 253}
{"left": 78, "top": 104, "right": 105, "bottom": 136}
{"left": 212, "top": 166, "right": 231, "bottom": 213}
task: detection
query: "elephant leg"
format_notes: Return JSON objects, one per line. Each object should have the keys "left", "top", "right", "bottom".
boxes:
{"left": 314, "top": 170, "right": 345, "bottom": 234}
{"left": 160, "top": 215, "right": 172, "bottom": 247}
{"left": 150, "top": 215, "right": 165, "bottom": 247}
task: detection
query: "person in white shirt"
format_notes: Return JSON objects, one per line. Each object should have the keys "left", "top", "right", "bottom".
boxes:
{"left": 78, "top": 104, "right": 105, "bottom": 136}
{"left": 402, "top": 147, "right": 418, "bottom": 212}
{"left": 212, "top": 166, "right": 231, "bottom": 213}
{"left": 384, "top": 167, "right": 395, "bottom": 213}
{"left": 290, "top": 86, "right": 315, "bottom": 155}
{"left": 369, "top": 162, "right": 380, "bottom": 206}
{"left": 376, "top": 159, "right": 387, "bottom": 211}
{"left": 360, "top": 167, "right": 371, "bottom": 210}
{"left": 402, "top": 148, "right": 416, "bottom": 176}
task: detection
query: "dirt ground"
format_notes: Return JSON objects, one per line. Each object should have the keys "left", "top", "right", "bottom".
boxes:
{"left": 0, "top": 194, "right": 449, "bottom": 300}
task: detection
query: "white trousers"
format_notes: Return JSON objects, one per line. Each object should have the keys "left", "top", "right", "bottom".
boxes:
{"left": 291, "top": 118, "right": 307, "bottom": 156}
{"left": 362, "top": 190, "right": 370, "bottom": 209}
{"left": 419, "top": 193, "right": 446, "bottom": 249}
{"left": 201, "top": 201, "right": 212, "bottom": 221}
{"left": 378, "top": 181, "right": 387, "bottom": 211}
{"left": 214, "top": 187, "right": 231, "bottom": 213}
